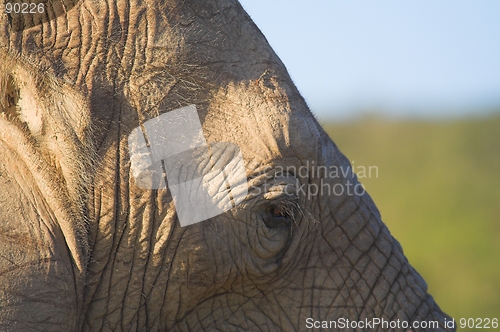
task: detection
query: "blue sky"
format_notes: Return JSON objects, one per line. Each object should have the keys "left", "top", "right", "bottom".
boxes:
{"left": 239, "top": 1, "right": 500, "bottom": 120}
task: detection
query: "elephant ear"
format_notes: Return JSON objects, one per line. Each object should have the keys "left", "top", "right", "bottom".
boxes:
{"left": 0, "top": 50, "right": 94, "bottom": 276}
{"left": 0, "top": 51, "right": 90, "bottom": 143}
{"left": 0, "top": 61, "right": 45, "bottom": 136}
{"left": 0, "top": 50, "right": 94, "bottom": 195}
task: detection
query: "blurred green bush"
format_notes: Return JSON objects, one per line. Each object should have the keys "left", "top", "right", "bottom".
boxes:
{"left": 323, "top": 114, "right": 500, "bottom": 323}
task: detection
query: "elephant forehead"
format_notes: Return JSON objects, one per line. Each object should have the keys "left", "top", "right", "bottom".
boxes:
{"left": 1, "top": 0, "right": 324, "bottom": 163}
{"left": 204, "top": 80, "right": 323, "bottom": 162}
{"left": 0, "top": 0, "right": 270, "bottom": 87}
{"left": 0, "top": 0, "right": 183, "bottom": 81}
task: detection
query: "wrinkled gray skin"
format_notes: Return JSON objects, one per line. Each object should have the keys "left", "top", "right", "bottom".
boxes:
{"left": 0, "top": 0, "right": 455, "bottom": 331}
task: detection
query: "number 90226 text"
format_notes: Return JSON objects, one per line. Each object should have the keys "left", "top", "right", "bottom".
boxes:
{"left": 5, "top": 2, "right": 45, "bottom": 14}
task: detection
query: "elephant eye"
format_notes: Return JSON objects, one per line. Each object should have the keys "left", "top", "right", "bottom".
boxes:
{"left": 264, "top": 201, "right": 295, "bottom": 228}
{"left": 271, "top": 205, "right": 288, "bottom": 218}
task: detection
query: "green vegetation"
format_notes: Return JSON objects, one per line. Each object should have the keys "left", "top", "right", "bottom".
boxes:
{"left": 323, "top": 114, "right": 500, "bottom": 325}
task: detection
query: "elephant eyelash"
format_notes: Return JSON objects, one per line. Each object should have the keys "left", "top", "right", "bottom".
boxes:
{"left": 263, "top": 199, "right": 301, "bottom": 229}
{"left": 269, "top": 198, "right": 320, "bottom": 232}
{"left": 270, "top": 203, "right": 294, "bottom": 219}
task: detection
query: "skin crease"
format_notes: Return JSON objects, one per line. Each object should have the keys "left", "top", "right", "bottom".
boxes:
{"left": 0, "top": 0, "right": 456, "bottom": 331}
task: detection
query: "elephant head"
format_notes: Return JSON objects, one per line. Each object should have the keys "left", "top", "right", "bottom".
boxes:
{"left": 0, "top": 0, "right": 455, "bottom": 331}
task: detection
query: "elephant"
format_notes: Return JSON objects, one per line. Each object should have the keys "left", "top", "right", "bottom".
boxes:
{"left": 0, "top": 0, "right": 456, "bottom": 331}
